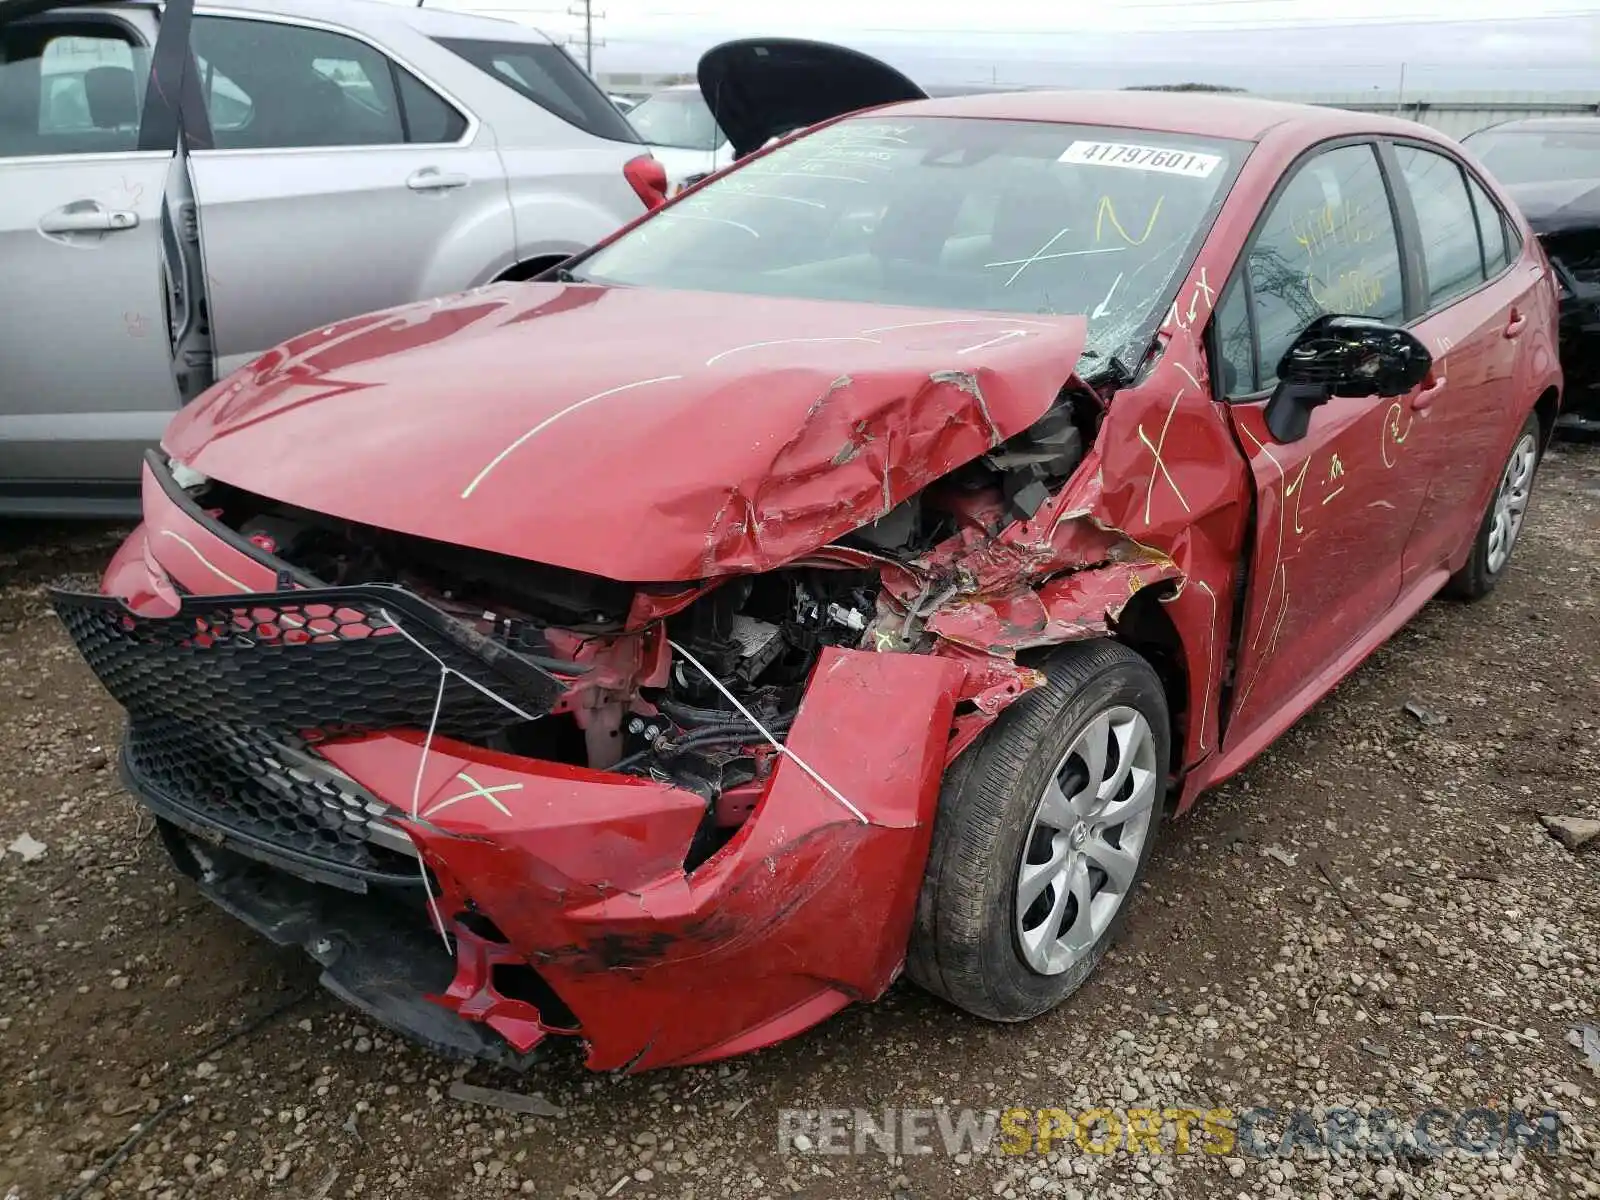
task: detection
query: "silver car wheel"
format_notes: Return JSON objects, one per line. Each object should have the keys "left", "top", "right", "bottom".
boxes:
{"left": 1486, "top": 432, "right": 1538, "bottom": 576}
{"left": 1015, "top": 705, "right": 1157, "bottom": 977}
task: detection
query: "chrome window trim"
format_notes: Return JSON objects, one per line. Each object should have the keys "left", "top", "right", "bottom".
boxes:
{"left": 0, "top": 148, "right": 171, "bottom": 166}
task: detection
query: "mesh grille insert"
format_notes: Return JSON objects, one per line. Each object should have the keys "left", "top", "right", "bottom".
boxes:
{"left": 54, "top": 584, "right": 572, "bottom": 881}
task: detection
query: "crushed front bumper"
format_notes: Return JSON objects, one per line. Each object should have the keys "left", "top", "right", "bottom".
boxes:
{"left": 56, "top": 508, "right": 965, "bottom": 1070}
{"left": 152, "top": 816, "right": 538, "bottom": 1068}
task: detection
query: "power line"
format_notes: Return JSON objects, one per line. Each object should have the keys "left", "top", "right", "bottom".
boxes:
{"left": 564, "top": 0, "right": 603, "bottom": 71}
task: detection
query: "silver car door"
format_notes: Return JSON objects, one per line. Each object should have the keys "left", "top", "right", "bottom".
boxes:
{"left": 0, "top": 1, "right": 197, "bottom": 507}
{"left": 185, "top": 10, "right": 512, "bottom": 376}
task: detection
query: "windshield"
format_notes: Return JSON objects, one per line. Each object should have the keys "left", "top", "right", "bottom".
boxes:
{"left": 628, "top": 90, "right": 724, "bottom": 151}
{"left": 1465, "top": 128, "right": 1600, "bottom": 186}
{"left": 579, "top": 116, "right": 1245, "bottom": 367}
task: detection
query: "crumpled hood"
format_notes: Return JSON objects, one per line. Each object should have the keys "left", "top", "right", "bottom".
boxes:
{"left": 164, "top": 283, "right": 1085, "bottom": 581}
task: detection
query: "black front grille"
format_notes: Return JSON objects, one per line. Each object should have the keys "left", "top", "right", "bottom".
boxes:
{"left": 53, "top": 584, "right": 572, "bottom": 881}
{"left": 127, "top": 718, "right": 418, "bottom": 878}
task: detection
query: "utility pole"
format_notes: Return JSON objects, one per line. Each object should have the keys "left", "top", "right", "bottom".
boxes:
{"left": 566, "top": 0, "right": 604, "bottom": 74}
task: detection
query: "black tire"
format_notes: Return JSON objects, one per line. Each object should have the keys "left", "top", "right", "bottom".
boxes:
{"left": 906, "top": 640, "right": 1170, "bottom": 1021}
{"left": 1444, "top": 411, "right": 1542, "bottom": 602}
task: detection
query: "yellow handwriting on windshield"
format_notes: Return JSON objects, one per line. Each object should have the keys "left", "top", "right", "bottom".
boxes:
{"left": 1095, "top": 195, "right": 1165, "bottom": 246}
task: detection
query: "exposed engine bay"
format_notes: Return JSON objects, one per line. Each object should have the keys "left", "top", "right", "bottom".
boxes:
{"left": 188, "top": 389, "right": 1095, "bottom": 849}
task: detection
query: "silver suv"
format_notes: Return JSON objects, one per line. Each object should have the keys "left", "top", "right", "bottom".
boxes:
{"left": 0, "top": 0, "right": 663, "bottom": 516}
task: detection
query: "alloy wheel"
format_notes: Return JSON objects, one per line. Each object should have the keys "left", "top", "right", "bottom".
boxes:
{"left": 1486, "top": 432, "right": 1538, "bottom": 575}
{"left": 1015, "top": 706, "right": 1158, "bottom": 976}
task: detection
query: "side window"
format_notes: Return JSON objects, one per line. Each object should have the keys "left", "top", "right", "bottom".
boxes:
{"left": 434, "top": 37, "right": 639, "bottom": 143}
{"left": 192, "top": 16, "right": 406, "bottom": 150}
{"left": 1503, "top": 214, "right": 1524, "bottom": 259}
{"left": 1465, "top": 174, "right": 1508, "bottom": 277}
{"left": 396, "top": 70, "right": 467, "bottom": 144}
{"left": 194, "top": 56, "right": 251, "bottom": 132}
{"left": 0, "top": 26, "right": 148, "bottom": 158}
{"left": 1213, "top": 276, "right": 1255, "bottom": 395}
{"left": 1394, "top": 144, "right": 1485, "bottom": 309}
{"left": 1246, "top": 143, "right": 1404, "bottom": 390}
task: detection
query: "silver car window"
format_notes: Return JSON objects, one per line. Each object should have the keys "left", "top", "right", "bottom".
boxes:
{"left": 0, "top": 23, "right": 150, "bottom": 158}
{"left": 192, "top": 16, "right": 462, "bottom": 150}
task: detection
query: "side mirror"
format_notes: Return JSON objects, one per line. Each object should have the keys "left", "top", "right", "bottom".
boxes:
{"left": 1264, "top": 315, "right": 1433, "bottom": 443}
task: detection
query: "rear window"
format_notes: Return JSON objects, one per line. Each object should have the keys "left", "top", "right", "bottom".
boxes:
{"left": 627, "top": 89, "right": 723, "bottom": 152}
{"left": 1463, "top": 128, "right": 1600, "bottom": 187}
{"left": 434, "top": 37, "right": 638, "bottom": 143}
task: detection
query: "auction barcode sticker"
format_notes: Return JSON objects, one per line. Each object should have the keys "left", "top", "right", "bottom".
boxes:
{"left": 1059, "top": 141, "right": 1222, "bottom": 178}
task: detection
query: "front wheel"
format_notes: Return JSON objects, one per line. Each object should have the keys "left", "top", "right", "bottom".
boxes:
{"left": 1445, "top": 411, "right": 1541, "bottom": 601}
{"left": 906, "top": 640, "right": 1169, "bottom": 1021}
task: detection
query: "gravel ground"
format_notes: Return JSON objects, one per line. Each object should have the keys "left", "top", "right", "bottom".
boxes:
{"left": 2, "top": 443, "right": 1598, "bottom": 1200}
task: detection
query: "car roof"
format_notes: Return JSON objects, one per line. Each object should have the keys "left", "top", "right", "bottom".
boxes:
{"left": 196, "top": 0, "right": 557, "bottom": 43}
{"left": 1471, "top": 116, "right": 1600, "bottom": 135}
{"left": 876, "top": 88, "right": 1432, "bottom": 144}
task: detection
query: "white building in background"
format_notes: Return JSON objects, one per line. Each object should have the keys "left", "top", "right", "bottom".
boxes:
{"left": 598, "top": 69, "right": 1597, "bottom": 143}
{"left": 1266, "top": 91, "right": 1599, "bottom": 139}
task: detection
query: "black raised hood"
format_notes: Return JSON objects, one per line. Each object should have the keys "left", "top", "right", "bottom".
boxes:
{"left": 698, "top": 38, "right": 927, "bottom": 159}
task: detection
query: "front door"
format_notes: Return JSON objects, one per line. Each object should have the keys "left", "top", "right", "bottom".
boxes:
{"left": 0, "top": 3, "right": 179, "bottom": 501}
{"left": 1213, "top": 141, "right": 1435, "bottom": 749}
{"left": 184, "top": 11, "right": 512, "bottom": 376}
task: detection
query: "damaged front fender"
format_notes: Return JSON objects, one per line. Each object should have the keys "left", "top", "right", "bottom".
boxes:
{"left": 868, "top": 327, "right": 1249, "bottom": 775}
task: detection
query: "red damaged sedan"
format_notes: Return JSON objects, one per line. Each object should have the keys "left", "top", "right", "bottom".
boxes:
{"left": 57, "top": 74, "right": 1562, "bottom": 1072}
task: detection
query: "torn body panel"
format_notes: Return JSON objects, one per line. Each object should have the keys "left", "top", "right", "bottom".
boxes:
{"left": 866, "top": 323, "right": 1249, "bottom": 781}
{"left": 66, "top": 485, "right": 970, "bottom": 1069}
{"left": 293, "top": 648, "right": 964, "bottom": 1071}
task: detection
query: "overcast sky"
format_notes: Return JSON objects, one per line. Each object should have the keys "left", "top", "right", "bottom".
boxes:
{"left": 416, "top": 0, "right": 1600, "bottom": 91}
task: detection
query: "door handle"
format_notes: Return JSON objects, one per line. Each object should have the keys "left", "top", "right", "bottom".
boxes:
{"left": 1503, "top": 309, "right": 1527, "bottom": 338}
{"left": 39, "top": 206, "right": 139, "bottom": 234}
{"left": 1412, "top": 373, "right": 1447, "bottom": 412}
{"left": 406, "top": 168, "right": 470, "bottom": 192}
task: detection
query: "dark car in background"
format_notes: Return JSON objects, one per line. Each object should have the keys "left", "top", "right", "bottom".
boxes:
{"left": 1466, "top": 117, "right": 1600, "bottom": 433}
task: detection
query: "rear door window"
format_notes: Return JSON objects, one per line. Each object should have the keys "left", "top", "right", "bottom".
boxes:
{"left": 1465, "top": 174, "right": 1508, "bottom": 277}
{"left": 435, "top": 37, "right": 638, "bottom": 143}
{"left": 1394, "top": 144, "right": 1486, "bottom": 310}
{"left": 193, "top": 17, "right": 466, "bottom": 149}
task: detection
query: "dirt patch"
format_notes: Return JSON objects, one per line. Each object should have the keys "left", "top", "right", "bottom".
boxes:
{"left": 2, "top": 445, "right": 1598, "bottom": 1200}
